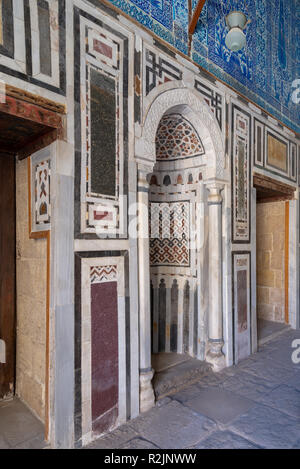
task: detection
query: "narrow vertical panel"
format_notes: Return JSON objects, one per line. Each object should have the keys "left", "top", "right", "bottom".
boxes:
{"left": 170, "top": 279, "right": 178, "bottom": 352}
{"left": 91, "top": 281, "right": 118, "bottom": 434}
{"left": 0, "top": 0, "right": 3, "bottom": 45}
{"left": 37, "top": 0, "right": 52, "bottom": 76}
{"left": 232, "top": 106, "right": 250, "bottom": 243}
{"left": 158, "top": 279, "right": 166, "bottom": 352}
{"left": 90, "top": 69, "right": 116, "bottom": 198}
{"left": 254, "top": 120, "right": 264, "bottom": 167}
{"left": 152, "top": 284, "right": 159, "bottom": 353}
{"left": 285, "top": 202, "right": 289, "bottom": 324}
{"left": 233, "top": 253, "right": 251, "bottom": 363}
{"left": 177, "top": 285, "right": 184, "bottom": 354}
{"left": 183, "top": 281, "right": 190, "bottom": 353}
{"left": 193, "top": 286, "right": 198, "bottom": 356}
{"left": 0, "top": 0, "right": 14, "bottom": 57}
{"left": 0, "top": 153, "right": 15, "bottom": 399}
{"left": 188, "top": 279, "right": 194, "bottom": 356}
{"left": 165, "top": 283, "right": 171, "bottom": 353}
{"left": 256, "top": 125, "right": 262, "bottom": 163}
{"left": 150, "top": 281, "right": 153, "bottom": 353}
{"left": 237, "top": 271, "right": 247, "bottom": 333}
{"left": 290, "top": 144, "right": 297, "bottom": 181}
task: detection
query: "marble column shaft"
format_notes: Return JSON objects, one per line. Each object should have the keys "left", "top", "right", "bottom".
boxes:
{"left": 137, "top": 168, "right": 155, "bottom": 412}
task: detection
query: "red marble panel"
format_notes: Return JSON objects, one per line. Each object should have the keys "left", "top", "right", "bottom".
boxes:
{"left": 91, "top": 281, "right": 118, "bottom": 434}
{"left": 237, "top": 270, "right": 248, "bottom": 334}
{"left": 93, "top": 39, "right": 113, "bottom": 59}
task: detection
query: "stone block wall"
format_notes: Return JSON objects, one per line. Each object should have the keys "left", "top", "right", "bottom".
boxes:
{"left": 256, "top": 201, "right": 286, "bottom": 323}
{"left": 15, "top": 158, "right": 47, "bottom": 422}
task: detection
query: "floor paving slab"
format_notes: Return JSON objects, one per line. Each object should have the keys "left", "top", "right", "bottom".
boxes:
{"left": 193, "top": 430, "right": 261, "bottom": 449}
{"left": 127, "top": 400, "right": 216, "bottom": 449}
{"left": 258, "top": 384, "right": 300, "bottom": 418}
{"left": 172, "top": 384, "right": 206, "bottom": 404}
{"left": 0, "top": 435, "right": 10, "bottom": 449}
{"left": 229, "top": 403, "right": 300, "bottom": 449}
{"left": 181, "top": 387, "right": 255, "bottom": 425}
{"left": 15, "top": 434, "right": 47, "bottom": 449}
{"left": 239, "top": 357, "right": 295, "bottom": 385}
{"left": 292, "top": 440, "right": 300, "bottom": 449}
{"left": 220, "top": 370, "right": 276, "bottom": 402}
{"left": 119, "top": 438, "right": 160, "bottom": 449}
{"left": 86, "top": 424, "right": 139, "bottom": 449}
{"left": 0, "top": 399, "right": 44, "bottom": 448}
{"left": 285, "top": 371, "right": 300, "bottom": 391}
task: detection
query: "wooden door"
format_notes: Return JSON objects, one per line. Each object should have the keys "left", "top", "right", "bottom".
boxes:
{"left": 0, "top": 153, "right": 16, "bottom": 399}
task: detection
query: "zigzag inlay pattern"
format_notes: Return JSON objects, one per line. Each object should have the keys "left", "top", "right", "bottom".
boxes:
{"left": 90, "top": 265, "right": 117, "bottom": 284}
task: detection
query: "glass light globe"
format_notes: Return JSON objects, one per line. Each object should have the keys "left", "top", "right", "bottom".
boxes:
{"left": 226, "top": 11, "right": 247, "bottom": 29}
{"left": 225, "top": 27, "right": 246, "bottom": 52}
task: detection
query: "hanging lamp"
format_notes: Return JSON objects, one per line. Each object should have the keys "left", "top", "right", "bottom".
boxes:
{"left": 225, "top": 11, "right": 247, "bottom": 52}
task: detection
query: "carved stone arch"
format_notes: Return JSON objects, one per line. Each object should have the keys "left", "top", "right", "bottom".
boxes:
{"left": 136, "top": 84, "right": 227, "bottom": 182}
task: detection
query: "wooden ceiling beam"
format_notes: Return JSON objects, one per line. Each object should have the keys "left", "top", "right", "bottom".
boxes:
{"left": 189, "top": 0, "right": 206, "bottom": 35}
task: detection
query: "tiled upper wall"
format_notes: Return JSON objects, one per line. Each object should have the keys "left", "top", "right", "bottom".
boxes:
{"left": 104, "top": 0, "right": 300, "bottom": 134}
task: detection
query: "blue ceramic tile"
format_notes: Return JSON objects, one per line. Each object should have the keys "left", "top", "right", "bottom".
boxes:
{"left": 105, "top": 0, "right": 300, "bottom": 132}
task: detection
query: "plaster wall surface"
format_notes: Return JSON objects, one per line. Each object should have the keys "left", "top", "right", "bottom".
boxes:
{"left": 15, "top": 159, "right": 46, "bottom": 422}
{"left": 256, "top": 201, "right": 285, "bottom": 323}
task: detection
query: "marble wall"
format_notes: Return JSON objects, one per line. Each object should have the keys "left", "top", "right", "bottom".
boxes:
{"left": 0, "top": 0, "right": 298, "bottom": 448}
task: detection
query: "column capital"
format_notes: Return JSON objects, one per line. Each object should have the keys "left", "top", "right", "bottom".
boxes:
{"left": 137, "top": 169, "right": 150, "bottom": 193}
{"left": 137, "top": 163, "right": 153, "bottom": 181}
{"left": 206, "top": 182, "right": 224, "bottom": 204}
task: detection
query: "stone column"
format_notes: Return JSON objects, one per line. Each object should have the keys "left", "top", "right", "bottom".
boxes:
{"left": 137, "top": 168, "right": 155, "bottom": 412}
{"left": 206, "top": 183, "right": 226, "bottom": 371}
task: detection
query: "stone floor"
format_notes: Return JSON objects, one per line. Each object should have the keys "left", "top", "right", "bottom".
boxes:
{"left": 88, "top": 328, "right": 300, "bottom": 450}
{"left": 0, "top": 398, "right": 46, "bottom": 449}
{"left": 0, "top": 328, "right": 299, "bottom": 449}
{"left": 152, "top": 353, "right": 212, "bottom": 400}
{"left": 257, "top": 318, "right": 290, "bottom": 345}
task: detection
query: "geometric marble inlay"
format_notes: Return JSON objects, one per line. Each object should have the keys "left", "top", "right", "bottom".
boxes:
{"left": 232, "top": 106, "right": 250, "bottom": 243}
{"left": 35, "top": 159, "right": 51, "bottom": 225}
{"left": 150, "top": 201, "right": 190, "bottom": 267}
{"left": 156, "top": 114, "right": 204, "bottom": 160}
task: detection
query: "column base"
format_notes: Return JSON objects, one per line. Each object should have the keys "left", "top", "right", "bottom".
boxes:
{"left": 206, "top": 340, "right": 226, "bottom": 372}
{"left": 139, "top": 369, "right": 155, "bottom": 413}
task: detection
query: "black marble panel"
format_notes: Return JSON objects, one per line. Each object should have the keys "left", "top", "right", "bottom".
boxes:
{"left": 90, "top": 68, "right": 116, "bottom": 197}
{"left": 170, "top": 280, "right": 178, "bottom": 352}
{"left": 38, "top": 0, "right": 52, "bottom": 76}
{"left": 257, "top": 124, "right": 262, "bottom": 163}
{"left": 0, "top": 0, "right": 14, "bottom": 58}
{"left": 183, "top": 280, "right": 189, "bottom": 353}
{"left": 158, "top": 279, "right": 166, "bottom": 353}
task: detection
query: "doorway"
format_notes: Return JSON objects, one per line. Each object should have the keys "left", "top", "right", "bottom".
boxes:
{"left": 0, "top": 89, "right": 64, "bottom": 442}
{"left": 254, "top": 173, "right": 295, "bottom": 345}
